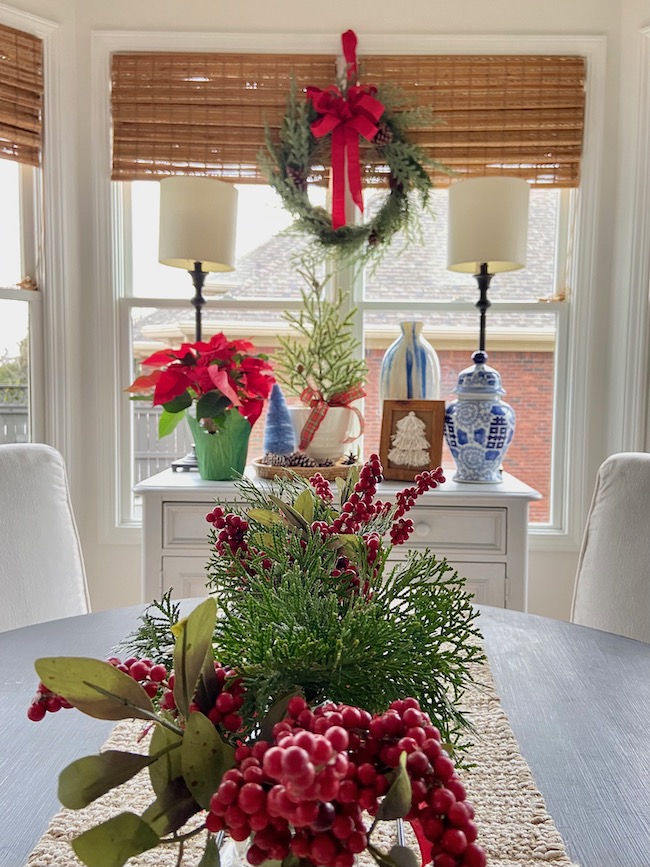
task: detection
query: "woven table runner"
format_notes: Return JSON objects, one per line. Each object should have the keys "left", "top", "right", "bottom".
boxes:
{"left": 26, "top": 654, "right": 579, "bottom": 867}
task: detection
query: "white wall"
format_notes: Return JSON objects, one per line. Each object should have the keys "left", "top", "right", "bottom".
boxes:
{"left": 4, "top": 0, "right": 649, "bottom": 619}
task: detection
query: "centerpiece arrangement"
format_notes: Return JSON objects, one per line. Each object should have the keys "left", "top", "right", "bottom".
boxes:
{"left": 127, "top": 332, "right": 275, "bottom": 480}
{"left": 264, "top": 268, "right": 368, "bottom": 468}
{"left": 29, "top": 456, "right": 487, "bottom": 867}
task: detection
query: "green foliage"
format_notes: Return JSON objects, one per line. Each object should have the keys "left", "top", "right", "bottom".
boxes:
{"left": 273, "top": 269, "right": 368, "bottom": 401}
{"left": 181, "top": 711, "right": 235, "bottom": 809}
{"left": 0, "top": 337, "right": 28, "bottom": 386}
{"left": 71, "top": 812, "right": 160, "bottom": 867}
{"left": 171, "top": 598, "right": 218, "bottom": 719}
{"left": 258, "top": 78, "right": 439, "bottom": 266}
{"left": 35, "top": 657, "right": 155, "bottom": 722}
{"left": 116, "top": 590, "right": 181, "bottom": 670}
{"left": 58, "top": 751, "right": 157, "bottom": 809}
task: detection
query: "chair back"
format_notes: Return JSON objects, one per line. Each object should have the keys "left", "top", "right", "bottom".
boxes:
{"left": 0, "top": 443, "right": 89, "bottom": 631}
{"left": 571, "top": 452, "right": 650, "bottom": 642}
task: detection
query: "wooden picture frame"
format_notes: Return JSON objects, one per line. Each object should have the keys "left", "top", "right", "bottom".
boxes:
{"left": 379, "top": 400, "right": 446, "bottom": 481}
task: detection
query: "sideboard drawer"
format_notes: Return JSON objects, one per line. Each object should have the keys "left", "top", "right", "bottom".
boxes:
{"left": 404, "top": 506, "right": 507, "bottom": 554}
{"left": 163, "top": 503, "right": 214, "bottom": 547}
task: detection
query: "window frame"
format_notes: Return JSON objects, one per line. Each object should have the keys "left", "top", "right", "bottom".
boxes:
{"left": 91, "top": 30, "right": 607, "bottom": 551}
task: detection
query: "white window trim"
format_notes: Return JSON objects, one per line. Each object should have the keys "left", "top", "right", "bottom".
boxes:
{"left": 90, "top": 29, "right": 606, "bottom": 551}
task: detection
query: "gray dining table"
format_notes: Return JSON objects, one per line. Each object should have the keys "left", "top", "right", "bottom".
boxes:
{"left": 1, "top": 603, "right": 649, "bottom": 867}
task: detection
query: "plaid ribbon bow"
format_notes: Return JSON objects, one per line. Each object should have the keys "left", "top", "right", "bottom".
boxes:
{"left": 299, "top": 384, "right": 365, "bottom": 450}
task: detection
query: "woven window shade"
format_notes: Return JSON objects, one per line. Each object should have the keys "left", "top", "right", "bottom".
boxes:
{"left": 111, "top": 52, "right": 585, "bottom": 188}
{"left": 0, "top": 23, "right": 43, "bottom": 167}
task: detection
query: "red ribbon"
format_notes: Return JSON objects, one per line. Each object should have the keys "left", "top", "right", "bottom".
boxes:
{"left": 299, "top": 384, "right": 365, "bottom": 450}
{"left": 306, "top": 31, "right": 384, "bottom": 230}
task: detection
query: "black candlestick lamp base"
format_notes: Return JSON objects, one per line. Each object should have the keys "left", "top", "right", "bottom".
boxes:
{"left": 170, "top": 261, "right": 208, "bottom": 472}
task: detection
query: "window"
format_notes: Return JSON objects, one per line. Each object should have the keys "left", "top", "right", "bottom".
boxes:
{"left": 0, "top": 22, "right": 43, "bottom": 445}
{"left": 101, "top": 38, "right": 597, "bottom": 537}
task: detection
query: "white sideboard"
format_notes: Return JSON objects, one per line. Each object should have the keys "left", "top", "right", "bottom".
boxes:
{"left": 134, "top": 468, "right": 541, "bottom": 611}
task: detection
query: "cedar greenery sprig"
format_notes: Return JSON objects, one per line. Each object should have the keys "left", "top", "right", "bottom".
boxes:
{"left": 116, "top": 590, "right": 180, "bottom": 671}
{"left": 273, "top": 269, "right": 368, "bottom": 402}
{"left": 204, "top": 459, "right": 485, "bottom": 751}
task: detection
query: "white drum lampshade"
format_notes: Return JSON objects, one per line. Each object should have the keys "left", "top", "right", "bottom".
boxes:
{"left": 158, "top": 175, "right": 238, "bottom": 272}
{"left": 447, "top": 176, "right": 529, "bottom": 274}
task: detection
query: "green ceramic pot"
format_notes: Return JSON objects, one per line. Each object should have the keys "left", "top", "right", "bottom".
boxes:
{"left": 186, "top": 410, "right": 251, "bottom": 481}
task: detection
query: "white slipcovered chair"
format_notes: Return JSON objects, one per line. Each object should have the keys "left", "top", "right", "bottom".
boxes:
{"left": 0, "top": 443, "right": 90, "bottom": 632}
{"left": 571, "top": 451, "right": 650, "bottom": 643}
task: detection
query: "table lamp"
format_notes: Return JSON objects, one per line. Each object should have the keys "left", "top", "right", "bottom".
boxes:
{"left": 444, "top": 176, "right": 529, "bottom": 483}
{"left": 158, "top": 175, "right": 238, "bottom": 470}
{"left": 158, "top": 175, "right": 238, "bottom": 342}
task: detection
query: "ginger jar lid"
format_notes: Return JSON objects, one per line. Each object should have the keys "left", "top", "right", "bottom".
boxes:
{"left": 453, "top": 351, "right": 506, "bottom": 397}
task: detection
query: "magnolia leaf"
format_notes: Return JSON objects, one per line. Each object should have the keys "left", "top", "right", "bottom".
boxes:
{"left": 247, "top": 508, "right": 285, "bottom": 527}
{"left": 259, "top": 692, "right": 300, "bottom": 742}
{"left": 198, "top": 836, "right": 222, "bottom": 867}
{"left": 35, "top": 657, "right": 154, "bottom": 721}
{"left": 142, "top": 776, "right": 200, "bottom": 837}
{"left": 148, "top": 724, "right": 183, "bottom": 798}
{"left": 71, "top": 812, "right": 159, "bottom": 867}
{"left": 331, "top": 533, "right": 365, "bottom": 558}
{"left": 268, "top": 494, "right": 310, "bottom": 532}
{"left": 58, "top": 751, "right": 155, "bottom": 810}
{"left": 171, "top": 597, "right": 217, "bottom": 719}
{"left": 293, "top": 489, "right": 315, "bottom": 523}
{"left": 376, "top": 752, "right": 411, "bottom": 821}
{"left": 386, "top": 846, "right": 420, "bottom": 867}
{"left": 158, "top": 407, "right": 185, "bottom": 438}
{"left": 194, "top": 645, "right": 220, "bottom": 715}
{"left": 182, "top": 711, "right": 235, "bottom": 809}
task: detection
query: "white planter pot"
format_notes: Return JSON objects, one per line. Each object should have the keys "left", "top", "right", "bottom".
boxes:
{"left": 289, "top": 405, "right": 360, "bottom": 463}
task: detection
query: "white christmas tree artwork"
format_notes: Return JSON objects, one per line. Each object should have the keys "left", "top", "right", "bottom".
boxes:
{"left": 387, "top": 411, "right": 431, "bottom": 467}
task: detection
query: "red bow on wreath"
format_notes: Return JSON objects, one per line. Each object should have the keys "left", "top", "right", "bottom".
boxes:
{"left": 307, "top": 30, "right": 384, "bottom": 230}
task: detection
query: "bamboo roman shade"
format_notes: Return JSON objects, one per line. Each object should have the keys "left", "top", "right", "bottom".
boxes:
{"left": 0, "top": 22, "right": 43, "bottom": 166}
{"left": 111, "top": 52, "right": 585, "bottom": 188}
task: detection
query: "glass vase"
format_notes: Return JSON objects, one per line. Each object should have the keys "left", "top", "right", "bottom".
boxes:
{"left": 186, "top": 409, "right": 251, "bottom": 481}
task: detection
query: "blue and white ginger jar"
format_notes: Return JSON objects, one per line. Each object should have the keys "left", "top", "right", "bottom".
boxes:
{"left": 444, "top": 351, "right": 515, "bottom": 483}
{"left": 380, "top": 321, "right": 441, "bottom": 402}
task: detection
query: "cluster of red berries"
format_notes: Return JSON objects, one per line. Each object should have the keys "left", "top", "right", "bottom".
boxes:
{"left": 160, "top": 660, "right": 246, "bottom": 735}
{"left": 27, "top": 682, "right": 73, "bottom": 721}
{"left": 394, "top": 469, "right": 446, "bottom": 519}
{"left": 309, "top": 472, "right": 333, "bottom": 502}
{"left": 206, "top": 507, "right": 250, "bottom": 557}
{"left": 208, "top": 695, "right": 485, "bottom": 867}
{"left": 108, "top": 655, "right": 169, "bottom": 699}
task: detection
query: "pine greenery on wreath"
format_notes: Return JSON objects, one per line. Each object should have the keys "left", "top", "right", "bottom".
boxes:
{"left": 258, "top": 77, "right": 447, "bottom": 264}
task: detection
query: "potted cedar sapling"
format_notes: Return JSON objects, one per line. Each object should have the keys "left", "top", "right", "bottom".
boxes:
{"left": 267, "top": 269, "right": 368, "bottom": 467}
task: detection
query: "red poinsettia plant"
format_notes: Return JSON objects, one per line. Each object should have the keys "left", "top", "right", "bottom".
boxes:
{"left": 127, "top": 333, "right": 275, "bottom": 437}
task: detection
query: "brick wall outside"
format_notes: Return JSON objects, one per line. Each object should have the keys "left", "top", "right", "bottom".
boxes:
{"left": 247, "top": 347, "right": 553, "bottom": 523}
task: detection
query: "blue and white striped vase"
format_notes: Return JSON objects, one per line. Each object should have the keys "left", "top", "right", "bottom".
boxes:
{"left": 444, "top": 351, "right": 516, "bottom": 483}
{"left": 379, "top": 321, "right": 441, "bottom": 402}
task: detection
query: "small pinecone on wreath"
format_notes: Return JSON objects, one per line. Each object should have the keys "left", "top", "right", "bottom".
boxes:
{"left": 373, "top": 122, "right": 394, "bottom": 148}
{"left": 367, "top": 230, "right": 381, "bottom": 247}
{"left": 285, "top": 164, "right": 308, "bottom": 192}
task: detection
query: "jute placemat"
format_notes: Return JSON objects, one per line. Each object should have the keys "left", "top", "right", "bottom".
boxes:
{"left": 26, "top": 655, "right": 579, "bottom": 867}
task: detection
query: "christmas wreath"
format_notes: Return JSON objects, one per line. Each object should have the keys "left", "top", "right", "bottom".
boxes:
{"left": 258, "top": 31, "right": 447, "bottom": 263}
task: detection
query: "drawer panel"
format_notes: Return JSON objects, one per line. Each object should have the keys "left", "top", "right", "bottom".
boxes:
{"left": 401, "top": 506, "right": 506, "bottom": 554}
{"left": 450, "top": 561, "right": 507, "bottom": 608}
{"left": 163, "top": 503, "right": 216, "bottom": 547}
{"left": 162, "top": 556, "right": 210, "bottom": 599}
